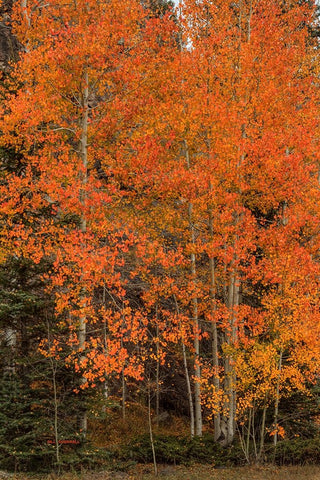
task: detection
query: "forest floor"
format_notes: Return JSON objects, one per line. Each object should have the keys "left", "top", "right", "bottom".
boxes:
{"left": 127, "top": 464, "right": 320, "bottom": 480}
{"left": 4, "top": 464, "right": 320, "bottom": 480}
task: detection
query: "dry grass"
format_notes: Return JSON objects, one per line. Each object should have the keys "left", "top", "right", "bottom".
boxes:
{"left": 8, "top": 464, "right": 320, "bottom": 480}
{"left": 130, "top": 464, "right": 320, "bottom": 480}
{"left": 88, "top": 404, "right": 190, "bottom": 448}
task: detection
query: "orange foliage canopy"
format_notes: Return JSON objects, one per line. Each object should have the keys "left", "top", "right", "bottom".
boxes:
{"left": 0, "top": 0, "right": 319, "bottom": 443}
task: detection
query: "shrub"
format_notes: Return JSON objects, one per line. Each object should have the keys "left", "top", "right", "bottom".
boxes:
{"left": 118, "top": 433, "right": 245, "bottom": 466}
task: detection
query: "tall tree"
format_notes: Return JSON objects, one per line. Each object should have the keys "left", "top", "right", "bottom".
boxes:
{"left": 0, "top": 0, "right": 176, "bottom": 433}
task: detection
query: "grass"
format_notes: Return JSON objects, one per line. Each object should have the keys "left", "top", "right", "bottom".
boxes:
{"left": 129, "top": 464, "right": 320, "bottom": 480}
{"left": 8, "top": 464, "right": 320, "bottom": 480}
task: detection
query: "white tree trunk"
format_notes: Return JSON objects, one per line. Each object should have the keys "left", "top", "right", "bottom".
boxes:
{"left": 4, "top": 327, "right": 16, "bottom": 375}
{"left": 184, "top": 140, "right": 202, "bottom": 437}
{"left": 208, "top": 206, "right": 221, "bottom": 442}
{"left": 78, "top": 67, "right": 89, "bottom": 437}
{"left": 174, "top": 296, "right": 195, "bottom": 437}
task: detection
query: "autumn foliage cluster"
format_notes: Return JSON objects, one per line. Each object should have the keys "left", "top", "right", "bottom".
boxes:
{"left": 0, "top": 0, "right": 319, "bottom": 468}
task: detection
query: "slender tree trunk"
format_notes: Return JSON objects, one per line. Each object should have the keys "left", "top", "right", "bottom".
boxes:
{"left": 21, "top": 0, "right": 31, "bottom": 30}
{"left": 46, "top": 318, "right": 60, "bottom": 470}
{"left": 221, "top": 265, "right": 239, "bottom": 445}
{"left": 184, "top": 140, "right": 202, "bottom": 437}
{"left": 182, "top": 338, "right": 195, "bottom": 438}
{"left": 102, "top": 285, "right": 109, "bottom": 406}
{"left": 252, "top": 402, "right": 257, "bottom": 459}
{"left": 202, "top": 6, "right": 221, "bottom": 440}
{"left": 258, "top": 402, "right": 267, "bottom": 462}
{"left": 189, "top": 201, "right": 202, "bottom": 437}
{"left": 208, "top": 204, "right": 221, "bottom": 441}
{"left": 238, "top": 406, "right": 251, "bottom": 463}
{"left": 122, "top": 368, "right": 126, "bottom": 421}
{"left": 246, "top": 407, "right": 252, "bottom": 461}
{"left": 230, "top": 271, "right": 239, "bottom": 441}
{"left": 273, "top": 350, "right": 283, "bottom": 447}
{"left": 174, "top": 295, "right": 195, "bottom": 437}
{"left": 78, "top": 66, "right": 89, "bottom": 437}
{"left": 52, "top": 358, "right": 60, "bottom": 470}
{"left": 155, "top": 306, "right": 160, "bottom": 426}
{"left": 118, "top": 333, "right": 126, "bottom": 420}
{"left": 4, "top": 327, "right": 16, "bottom": 375}
{"left": 148, "top": 382, "right": 158, "bottom": 476}
{"left": 179, "top": 5, "right": 203, "bottom": 430}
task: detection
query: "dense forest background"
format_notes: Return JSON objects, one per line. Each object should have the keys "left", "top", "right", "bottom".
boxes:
{"left": 0, "top": 0, "right": 319, "bottom": 473}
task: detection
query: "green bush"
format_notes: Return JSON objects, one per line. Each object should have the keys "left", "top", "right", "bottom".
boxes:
{"left": 269, "top": 437, "right": 320, "bottom": 465}
{"left": 118, "top": 433, "right": 245, "bottom": 466}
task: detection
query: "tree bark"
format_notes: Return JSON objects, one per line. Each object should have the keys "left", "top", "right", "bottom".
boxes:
{"left": 208, "top": 204, "right": 221, "bottom": 442}
{"left": 174, "top": 295, "right": 195, "bottom": 437}
{"left": 4, "top": 327, "right": 16, "bottom": 375}
{"left": 78, "top": 66, "right": 89, "bottom": 437}
{"left": 189, "top": 202, "right": 202, "bottom": 437}
{"left": 258, "top": 403, "right": 267, "bottom": 462}
{"left": 148, "top": 382, "right": 158, "bottom": 476}
{"left": 155, "top": 307, "right": 160, "bottom": 425}
{"left": 184, "top": 140, "right": 202, "bottom": 437}
{"left": 221, "top": 265, "right": 239, "bottom": 445}
{"left": 273, "top": 350, "right": 283, "bottom": 447}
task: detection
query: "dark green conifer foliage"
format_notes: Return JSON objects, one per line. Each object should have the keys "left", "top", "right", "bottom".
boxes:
{"left": 0, "top": 257, "right": 71, "bottom": 471}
